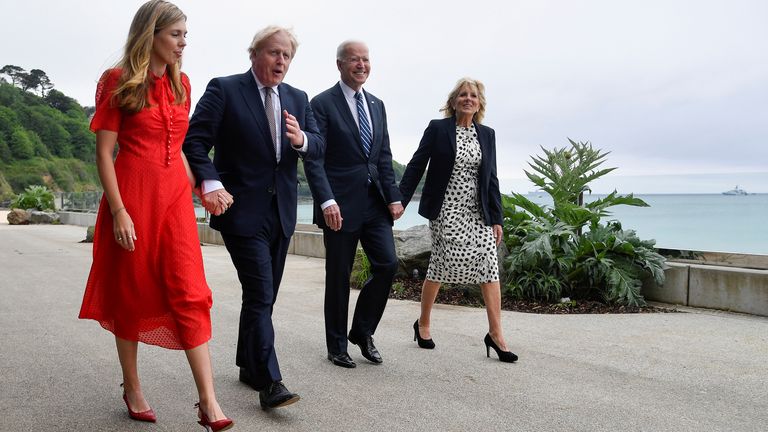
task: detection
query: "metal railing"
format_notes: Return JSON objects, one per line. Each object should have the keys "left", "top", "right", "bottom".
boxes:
{"left": 55, "top": 191, "right": 210, "bottom": 221}
{"left": 56, "top": 191, "right": 102, "bottom": 212}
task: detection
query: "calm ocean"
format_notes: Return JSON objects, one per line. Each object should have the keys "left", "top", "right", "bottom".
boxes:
{"left": 293, "top": 194, "right": 768, "bottom": 255}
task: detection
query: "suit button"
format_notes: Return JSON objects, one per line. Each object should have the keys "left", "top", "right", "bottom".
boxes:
{"left": 267, "top": 187, "right": 274, "bottom": 194}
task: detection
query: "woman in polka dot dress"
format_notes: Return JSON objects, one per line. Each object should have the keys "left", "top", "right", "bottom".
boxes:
{"left": 399, "top": 77, "right": 517, "bottom": 362}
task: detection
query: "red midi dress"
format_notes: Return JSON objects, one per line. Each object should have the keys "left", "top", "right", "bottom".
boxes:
{"left": 79, "top": 69, "right": 212, "bottom": 350}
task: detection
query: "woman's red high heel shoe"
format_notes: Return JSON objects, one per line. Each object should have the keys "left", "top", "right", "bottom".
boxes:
{"left": 195, "top": 402, "right": 234, "bottom": 432}
{"left": 122, "top": 393, "right": 157, "bottom": 422}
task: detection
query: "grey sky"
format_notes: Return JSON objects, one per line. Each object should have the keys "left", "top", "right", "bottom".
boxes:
{"left": 2, "top": 0, "right": 766, "bottom": 193}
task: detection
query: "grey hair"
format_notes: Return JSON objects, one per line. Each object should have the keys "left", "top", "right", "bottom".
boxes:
{"left": 336, "top": 40, "right": 367, "bottom": 61}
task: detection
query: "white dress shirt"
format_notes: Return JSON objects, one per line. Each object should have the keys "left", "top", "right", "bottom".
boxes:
{"left": 201, "top": 70, "right": 308, "bottom": 195}
{"left": 320, "top": 81, "right": 399, "bottom": 210}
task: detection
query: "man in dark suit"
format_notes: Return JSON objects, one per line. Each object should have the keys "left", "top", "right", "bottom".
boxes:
{"left": 304, "top": 41, "right": 403, "bottom": 369}
{"left": 183, "top": 26, "right": 323, "bottom": 409}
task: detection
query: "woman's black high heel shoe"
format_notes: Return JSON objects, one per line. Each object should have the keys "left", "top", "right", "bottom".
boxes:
{"left": 484, "top": 333, "right": 517, "bottom": 363}
{"left": 413, "top": 320, "right": 435, "bottom": 349}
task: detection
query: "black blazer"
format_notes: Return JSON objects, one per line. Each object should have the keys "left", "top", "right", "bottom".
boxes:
{"left": 183, "top": 71, "right": 324, "bottom": 238}
{"left": 399, "top": 116, "right": 503, "bottom": 226}
{"left": 304, "top": 83, "right": 401, "bottom": 231}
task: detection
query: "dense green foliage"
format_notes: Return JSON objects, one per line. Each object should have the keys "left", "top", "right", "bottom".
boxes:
{"left": 501, "top": 140, "right": 666, "bottom": 306}
{"left": 11, "top": 184, "right": 55, "bottom": 211}
{"left": 0, "top": 67, "right": 98, "bottom": 201}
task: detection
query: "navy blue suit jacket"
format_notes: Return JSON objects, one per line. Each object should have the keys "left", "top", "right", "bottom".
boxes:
{"left": 183, "top": 70, "right": 324, "bottom": 238}
{"left": 399, "top": 116, "right": 503, "bottom": 226}
{"left": 304, "top": 83, "right": 402, "bottom": 231}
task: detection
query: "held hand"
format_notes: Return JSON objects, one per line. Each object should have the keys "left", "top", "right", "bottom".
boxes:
{"left": 492, "top": 224, "right": 503, "bottom": 246}
{"left": 389, "top": 203, "right": 405, "bottom": 220}
{"left": 283, "top": 110, "right": 303, "bottom": 147}
{"left": 192, "top": 186, "right": 203, "bottom": 199}
{"left": 323, "top": 204, "right": 343, "bottom": 231}
{"left": 202, "top": 189, "right": 234, "bottom": 216}
{"left": 112, "top": 208, "right": 137, "bottom": 251}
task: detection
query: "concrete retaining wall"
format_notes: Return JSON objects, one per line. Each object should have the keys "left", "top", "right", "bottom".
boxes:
{"left": 643, "top": 262, "right": 768, "bottom": 317}
{"left": 195, "top": 223, "right": 326, "bottom": 257}
{"left": 58, "top": 211, "right": 97, "bottom": 226}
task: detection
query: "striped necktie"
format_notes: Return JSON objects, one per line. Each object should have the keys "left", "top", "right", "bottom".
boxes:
{"left": 354, "top": 92, "right": 372, "bottom": 158}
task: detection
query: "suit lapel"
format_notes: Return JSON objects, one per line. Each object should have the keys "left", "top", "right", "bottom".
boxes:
{"left": 277, "top": 83, "right": 290, "bottom": 160}
{"left": 448, "top": 116, "right": 457, "bottom": 156}
{"left": 364, "top": 90, "right": 381, "bottom": 155}
{"left": 475, "top": 121, "right": 487, "bottom": 173}
{"left": 331, "top": 84, "right": 365, "bottom": 156}
{"left": 239, "top": 71, "right": 276, "bottom": 161}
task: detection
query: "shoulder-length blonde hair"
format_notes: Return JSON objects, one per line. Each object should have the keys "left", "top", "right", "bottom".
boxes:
{"left": 112, "top": 0, "right": 186, "bottom": 112}
{"left": 439, "top": 77, "right": 487, "bottom": 124}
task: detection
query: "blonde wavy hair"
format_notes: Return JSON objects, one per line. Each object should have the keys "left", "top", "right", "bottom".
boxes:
{"left": 112, "top": 0, "right": 186, "bottom": 112}
{"left": 247, "top": 26, "right": 299, "bottom": 60}
{"left": 439, "top": 77, "right": 487, "bottom": 124}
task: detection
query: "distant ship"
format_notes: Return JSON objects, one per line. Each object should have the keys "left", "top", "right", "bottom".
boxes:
{"left": 722, "top": 185, "right": 748, "bottom": 196}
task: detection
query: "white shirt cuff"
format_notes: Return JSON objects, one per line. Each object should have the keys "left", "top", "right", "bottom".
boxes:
{"left": 202, "top": 180, "right": 224, "bottom": 195}
{"left": 390, "top": 201, "right": 402, "bottom": 206}
{"left": 292, "top": 132, "right": 308, "bottom": 152}
{"left": 320, "top": 199, "right": 337, "bottom": 210}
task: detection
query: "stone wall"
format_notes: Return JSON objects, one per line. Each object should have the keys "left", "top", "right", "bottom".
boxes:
{"left": 642, "top": 262, "right": 768, "bottom": 317}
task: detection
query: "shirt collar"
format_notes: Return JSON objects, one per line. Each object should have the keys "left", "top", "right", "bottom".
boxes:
{"left": 339, "top": 80, "right": 363, "bottom": 100}
{"left": 251, "top": 68, "right": 279, "bottom": 95}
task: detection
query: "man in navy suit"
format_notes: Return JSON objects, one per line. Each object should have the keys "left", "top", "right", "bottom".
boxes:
{"left": 183, "top": 26, "right": 323, "bottom": 409}
{"left": 304, "top": 41, "right": 403, "bottom": 369}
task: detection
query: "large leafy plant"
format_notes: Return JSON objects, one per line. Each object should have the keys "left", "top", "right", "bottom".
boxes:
{"left": 10, "top": 184, "right": 55, "bottom": 211}
{"left": 502, "top": 140, "right": 665, "bottom": 306}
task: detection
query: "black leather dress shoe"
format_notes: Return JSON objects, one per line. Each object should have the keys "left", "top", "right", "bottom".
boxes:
{"left": 259, "top": 381, "right": 300, "bottom": 409}
{"left": 327, "top": 352, "right": 356, "bottom": 368}
{"left": 348, "top": 334, "right": 383, "bottom": 364}
{"left": 239, "top": 367, "right": 259, "bottom": 391}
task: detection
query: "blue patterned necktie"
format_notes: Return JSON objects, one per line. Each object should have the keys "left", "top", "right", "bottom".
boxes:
{"left": 355, "top": 92, "right": 372, "bottom": 158}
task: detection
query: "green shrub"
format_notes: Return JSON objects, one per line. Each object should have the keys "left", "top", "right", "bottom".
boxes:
{"left": 10, "top": 184, "right": 55, "bottom": 211}
{"left": 0, "top": 171, "right": 14, "bottom": 202}
{"left": 392, "top": 281, "right": 405, "bottom": 295}
{"left": 350, "top": 248, "right": 371, "bottom": 289}
{"left": 502, "top": 140, "right": 666, "bottom": 307}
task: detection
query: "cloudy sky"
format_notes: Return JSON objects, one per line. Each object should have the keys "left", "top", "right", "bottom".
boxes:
{"left": 2, "top": 0, "right": 766, "bottom": 193}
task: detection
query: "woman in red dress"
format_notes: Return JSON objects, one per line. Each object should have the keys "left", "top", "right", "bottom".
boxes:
{"left": 79, "top": 1, "right": 233, "bottom": 430}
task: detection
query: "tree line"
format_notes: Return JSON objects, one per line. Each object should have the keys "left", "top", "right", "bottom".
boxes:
{"left": 1, "top": 65, "right": 55, "bottom": 97}
{"left": 0, "top": 65, "right": 98, "bottom": 200}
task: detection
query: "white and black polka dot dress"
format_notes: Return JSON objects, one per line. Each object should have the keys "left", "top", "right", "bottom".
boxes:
{"left": 426, "top": 124, "right": 499, "bottom": 284}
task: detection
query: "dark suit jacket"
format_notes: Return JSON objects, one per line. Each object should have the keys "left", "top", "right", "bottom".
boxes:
{"left": 183, "top": 70, "right": 324, "bottom": 238}
{"left": 304, "top": 83, "right": 402, "bottom": 231}
{"left": 399, "top": 116, "right": 503, "bottom": 226}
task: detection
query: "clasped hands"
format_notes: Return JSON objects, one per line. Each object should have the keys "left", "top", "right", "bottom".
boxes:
{"left": 201, "top": 188, "right": 234, "bottom": 216}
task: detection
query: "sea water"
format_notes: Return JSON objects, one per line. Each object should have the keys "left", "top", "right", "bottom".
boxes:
{"left": 197, "top": 194, "right": 766, "bottom": 255}
{"left": 294, "top": 194, "right": 768, "bottom": 255}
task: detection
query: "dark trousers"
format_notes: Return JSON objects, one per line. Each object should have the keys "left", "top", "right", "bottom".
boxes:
{"left": 323, "top": 188, "right": 398, "bottom": 354}
{"left": 221, "top": 198, "right": 289, "bottom": 390}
